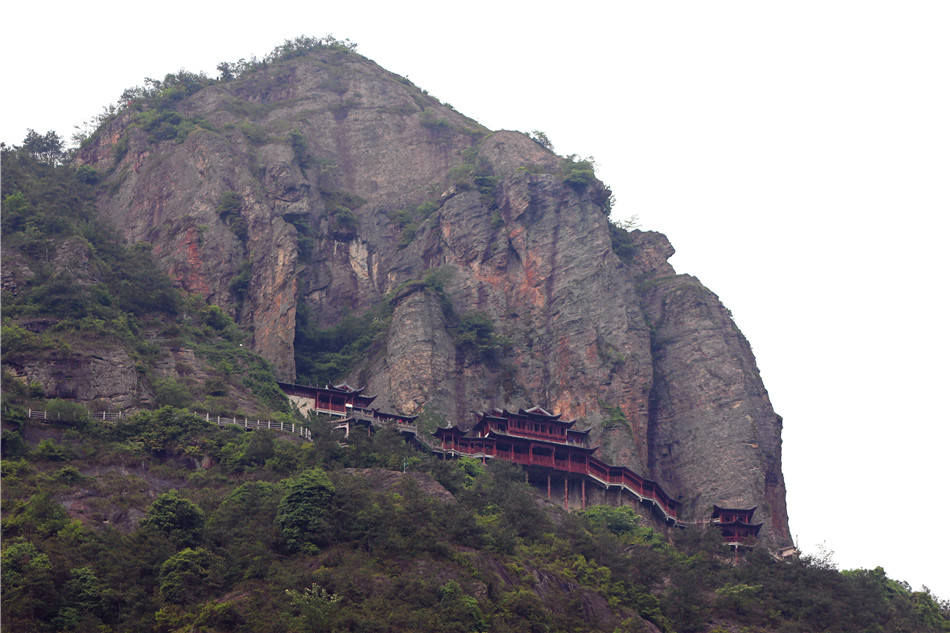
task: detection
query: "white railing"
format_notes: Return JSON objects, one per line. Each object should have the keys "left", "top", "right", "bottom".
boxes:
{"left": 25, "top": 409, "right": 311, "bottom": 440}
{"left": 203, "top": 413, "right": 311, "bottom": 440}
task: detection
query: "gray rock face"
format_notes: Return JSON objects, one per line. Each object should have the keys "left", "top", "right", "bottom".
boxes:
{"left": 77, "top": 49, "right": 791, "bottom": 546}
{"left": 5, "top": 349, "right": 142, "bottom": 410}
{"left": 639, "top": 276, "right": 790, "bottom": 544}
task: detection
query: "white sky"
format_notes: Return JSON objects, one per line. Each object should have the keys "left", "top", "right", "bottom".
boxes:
{"left": 4, "top": 0, "right": 948, "bottom": 599}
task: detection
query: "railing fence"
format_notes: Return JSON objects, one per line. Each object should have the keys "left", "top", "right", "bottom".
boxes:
{"left": 24, "top": 408, "right": 311, "bottom": 440}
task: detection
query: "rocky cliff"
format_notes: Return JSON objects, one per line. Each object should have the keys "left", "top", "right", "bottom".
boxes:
{"left": 77, "top": 45, "right": 790, "bottom": 546}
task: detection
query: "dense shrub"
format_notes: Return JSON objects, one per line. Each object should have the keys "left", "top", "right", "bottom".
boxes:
{"left": 275, "top": 467, "right": 335, "bottom": 552}
{"left": 294, "top": 299, "right": 392, "bottom": 385}
{"left": 140, "top": 490, "right": 205, "bottom": 548}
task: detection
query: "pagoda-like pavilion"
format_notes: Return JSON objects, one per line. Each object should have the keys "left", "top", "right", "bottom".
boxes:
{"left": 434, "top": 406, "right": 595, "bottom": 466}
{"left": 711, "top": 505, "right": 763, "bottom": 544}
{"left": 273, "top": 388, "right": 763, "bottom": 539}
{"left": 278, "top": 382, "right": 421, "bottom": 442}
{"left": 433, "top": 407, "right": 681, "bottom": 524}
{"left": 278, "top": 382, "right": 377, "bottom": 417}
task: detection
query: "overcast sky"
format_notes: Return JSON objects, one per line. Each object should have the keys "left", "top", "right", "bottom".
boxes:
{"left": 4, "top": 0, "right": 948, "bottom": 599}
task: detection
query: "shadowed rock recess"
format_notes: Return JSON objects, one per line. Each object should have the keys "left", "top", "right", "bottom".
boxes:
{"left": 78, "top": 47, "right": 791, "bottom": 546}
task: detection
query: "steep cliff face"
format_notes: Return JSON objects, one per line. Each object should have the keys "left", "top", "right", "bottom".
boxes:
{"left": 633, "top": 244, "right": 790, "bottom": 544}
{"left": 78, "top": 47, "right": 790, "bottom": 545}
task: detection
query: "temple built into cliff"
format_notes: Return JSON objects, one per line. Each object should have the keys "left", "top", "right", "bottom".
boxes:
{"left": 277, "top": 383, "right": 762, "bottom": 545}
{"left": 711, "top": 505, "right": 763, "bottom": 545}
{"left": 279, "top": 381, "right": 418, "bottom": 426}
{"left": 433, "top": 407, "right": 682, "bottom": 525}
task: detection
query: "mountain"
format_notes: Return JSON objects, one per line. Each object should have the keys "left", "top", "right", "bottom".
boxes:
{"left": 4, "top": 38, "right": 949, "bottom": 633}
{"left": 64, "top": 40, "right": 792, "bottom": 546}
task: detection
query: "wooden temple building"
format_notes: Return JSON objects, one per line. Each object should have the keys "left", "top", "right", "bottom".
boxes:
{"left": 433, "top": 407, "right": 682, "bottom": 526}
{"left": 711, "top": 505, "right": 763, "bottom": 545}
{"left": 277, "top": 382, "right": 418, "bottom": 429}
{"left": 279, "top": 382, "right": 377, "bottom": 415}
{"left": 275, "top": 385, "right": 763, "bottom": 545}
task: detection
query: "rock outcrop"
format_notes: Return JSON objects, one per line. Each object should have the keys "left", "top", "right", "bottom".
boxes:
{"left": 77, "top": 47, "right": 791, "bottom": 546}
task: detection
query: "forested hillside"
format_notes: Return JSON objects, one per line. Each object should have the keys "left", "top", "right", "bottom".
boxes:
{"left": 1, "top": 139, "right": 288, "bottom": 417}
{"left": 3, "top": 402, "right": 948, "bottom": 632}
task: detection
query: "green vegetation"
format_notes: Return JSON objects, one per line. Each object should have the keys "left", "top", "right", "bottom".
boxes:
{"left": 130, "top": 109, "right": 209, "bottom": 144}
{"left": 293, "top": 265, "right": 509, "bottom": 386}
{"left": 319, "top": 186, "right": 364, "bottom": 239}
{"left": 562, "top": 154, "right": 597, "bottom": 189}
{"left": 1, "top": 135, "right": 288, "bottom": 418}
{"left": 2, "top": 138, "right": 180, "bottom": 358}
{"left": 116, "top": 37, "right": 357, "bottom": 113}
{"left": 419, "top": 107, "right": 452, "bottom": 142}
{"left": 19, "top": 129, "right": 66, "bottom": 164}
{"left": 216, "top": 191, "right": 248, "bottom": 243}
{"left": 448, "top": 145, "right": 499, "bottom": 204}
{"left": 237, "top": 120, "right": 271, "bottom": 144}
{"left": 3, "top": 403, "right": 947, "bottom": 632}
{"left": 215, "top": 35, "right": 357, "bottom": 83}
{"left": 294, "top": 300, "right": 392, "bottom": 387}
{"left": 418, "top": 106, "right": 485, "bottom": 146}
{"left": 140, "top": 490, "right": 206, "bottom": 548}
{"left": 69, "top": 35, "right": 359, "bottom": 160}
{"left": 598, "top": 400, "right": 630, "bottom": 429}
{"left": 288, "top": 128, "right": 312, "bottom": 168}
{"left": 229, "top": 260, "right": 252, "bottom": 298}
{"left": 451, "top": 311, "right": 512, "bottom": 364}
{"left": 559, "top": 153, "right": 614, "bottom": 213}
{"left": 529, "top": 129, "right": 554, "bottom": 150}
{"left": 608, "top": 218, "right": 638, "bottom": 263}
{"left": 385, "top": 267, "right": 510, "bottom": 368}
{"left": 387, "top": 200, "right": 439, "bottom": 249}
{"left": 275, "top": 468, "right": 336, "bottom": 553}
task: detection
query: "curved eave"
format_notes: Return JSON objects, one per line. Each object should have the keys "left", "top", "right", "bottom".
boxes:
{"left": 718, "top": 522, "right": 764, "bottom": 537}
{"left": 519, "top": 406, "right": 561, "bottom": 420}
{"left": 326, "top": 382, "right": 371, "bottom": 396}
{"left": 487, "top": 430, "right": 598, "bottom": 452}
{"left": 712, "top": 505, "right": 758, "bottom": 518}
{"left": 373, "top": 408, "right": 418, "bottom": 423}
{"left": 278, "top": 381, "right": 317, "bottom": 395}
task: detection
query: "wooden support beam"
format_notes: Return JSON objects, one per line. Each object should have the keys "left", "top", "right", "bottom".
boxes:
{"left": 564, "top": 476, "right": 569, "bottom": 511}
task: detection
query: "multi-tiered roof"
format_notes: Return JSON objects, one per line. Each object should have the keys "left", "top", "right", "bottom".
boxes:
{"left": 434, "top": 406, "right": 681, "bottom": 524}
{"left": 278, "top": 382, "right": 377, "bottom": 413}
{"left": 711, "top": 505, "right": 763, "bottom": 543}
